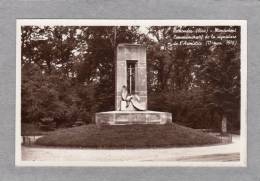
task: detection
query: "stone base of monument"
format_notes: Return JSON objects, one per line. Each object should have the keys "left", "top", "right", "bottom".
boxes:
{"left": 95, "top": 111, "right": 172, "bottom": 125}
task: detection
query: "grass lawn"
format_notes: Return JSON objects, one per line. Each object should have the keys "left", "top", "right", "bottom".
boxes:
{"left": 35, "top": 123, "right": 220, "bottom": 148}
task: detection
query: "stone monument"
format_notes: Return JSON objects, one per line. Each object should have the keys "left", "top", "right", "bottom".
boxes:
{"left": 95, "top": 43, "right": 172, "bottom": 125}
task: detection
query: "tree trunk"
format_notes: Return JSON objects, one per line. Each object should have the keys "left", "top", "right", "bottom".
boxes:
{"left": 221, "top": 114, "right": 227, "bottom": 134}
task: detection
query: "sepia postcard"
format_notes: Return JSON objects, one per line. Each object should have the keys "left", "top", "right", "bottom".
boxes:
{"left": 16, "top": 19, "right": 247, "bottom": 167}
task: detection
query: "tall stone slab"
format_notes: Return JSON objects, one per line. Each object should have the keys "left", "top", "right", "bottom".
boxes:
{"left": 115, "top": 44, "right": 147, "bottom": 110}
{"left": 95, "top": 43, "right": 172, "bottom": 126}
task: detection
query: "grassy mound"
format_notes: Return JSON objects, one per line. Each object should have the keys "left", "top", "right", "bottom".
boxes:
{"left": 35, "top": 124, "right": 220, "bottom": 148}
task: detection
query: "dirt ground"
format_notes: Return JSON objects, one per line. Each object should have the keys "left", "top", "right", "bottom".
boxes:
{"left": 21, "top": 135, "right": 241, "bottom": 164}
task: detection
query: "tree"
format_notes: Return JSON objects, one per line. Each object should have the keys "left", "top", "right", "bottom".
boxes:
{"left": 147, "top": 26, "right": 240, "bottom": 131}
{"left": 21, "top": 26, "right": 144, "bottom": 125}
{"left": 21, "top": 25, "right": 241, "bottom": 132}
{"left": 196, "top": 45, "right": 240, "bottom": 131}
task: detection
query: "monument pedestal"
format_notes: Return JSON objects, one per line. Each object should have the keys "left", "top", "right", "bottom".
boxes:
{"left": 95, "top": 111, "right": 172, "bottom": 125}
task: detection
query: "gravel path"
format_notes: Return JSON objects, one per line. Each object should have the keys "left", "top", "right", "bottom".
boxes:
{"left": 21, "top": 135, "right": 240, "bottom": 162}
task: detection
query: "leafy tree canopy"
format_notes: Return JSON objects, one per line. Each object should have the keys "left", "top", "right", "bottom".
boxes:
{"left": 21, "top": 25, "right": 240, "bottom": 130}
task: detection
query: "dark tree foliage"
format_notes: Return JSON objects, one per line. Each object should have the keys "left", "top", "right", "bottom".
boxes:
{"left": 147, "top": 26, "right": 240, "bottom": 130}
{"left": 21, "top": 25, "right": 240, "bottom": 131}
{"left": 21, "top": 26, "right": 142, "bottom": 126}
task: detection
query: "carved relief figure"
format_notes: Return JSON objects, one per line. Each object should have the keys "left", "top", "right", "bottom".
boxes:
{"left": 120, "top": 85, "right": 145, "bottom": 111}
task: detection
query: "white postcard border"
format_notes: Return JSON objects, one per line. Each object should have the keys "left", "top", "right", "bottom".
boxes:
{"left": 16, "top": 19, "right": 247, "bottom": 167}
